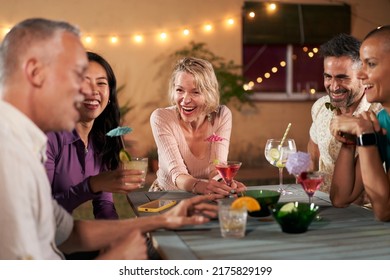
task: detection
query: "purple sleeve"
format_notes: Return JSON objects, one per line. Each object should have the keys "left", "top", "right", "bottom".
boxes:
{"left": 92, "top": 191, "right": 119, "bottom": 220}
{"left": 45, "top": 132, "right": 118, "bottom": 219}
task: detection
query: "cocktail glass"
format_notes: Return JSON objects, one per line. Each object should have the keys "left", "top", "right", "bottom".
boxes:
{"left": 297, "top": 171, "right": 324, "bottom": 204}
{"left": 264, "top": 139, "right": 296, "bottom": 195}
{"left": 123, "top": 157, "right": 148, "bottom": 188}
{"left": 215, "top": 161, "right": 242, "bottom": 197}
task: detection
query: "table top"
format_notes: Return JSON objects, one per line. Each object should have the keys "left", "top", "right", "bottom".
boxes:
{"left": 127, "top": 185, "right": 390, "bottom": 260}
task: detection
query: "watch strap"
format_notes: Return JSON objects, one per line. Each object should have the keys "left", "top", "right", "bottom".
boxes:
{"left": 356, "top": 133, "right": 377, "bottom": 146}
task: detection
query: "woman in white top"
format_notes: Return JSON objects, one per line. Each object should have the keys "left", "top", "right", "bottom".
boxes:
{"left": 150, "top": 57, "right": 246, "bottom": 198}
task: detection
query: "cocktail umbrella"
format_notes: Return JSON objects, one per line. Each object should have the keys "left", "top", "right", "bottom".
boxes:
{"left": 205, "top": 133, "right": 226, "bottom": 164}
{"left": 106, "top": 126, "right": 133, "bottom": 149}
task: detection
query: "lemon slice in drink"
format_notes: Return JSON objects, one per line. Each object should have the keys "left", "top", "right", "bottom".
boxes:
{"left": 231, "top": 197, "right": 261, "bottom": 212}
{"left": 119, "top": 149, "right": 131, "bottom": 163}
{"left": 269, "top": 148, "right": 280, "bottom": 161}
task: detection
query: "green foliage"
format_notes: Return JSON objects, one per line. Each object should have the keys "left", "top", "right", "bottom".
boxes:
{"left": 117, "top": 84, "right": 133, "bottom": 122}
{"left": 170, "top": 41, "right": 253, "bottom": 107}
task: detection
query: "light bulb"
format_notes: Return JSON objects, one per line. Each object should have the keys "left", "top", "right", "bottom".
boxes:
{"left": 110, "top": 36, "right": 118, "bottom": 44}
{"left": 134, "top": 35, "right": 143, "bottom": 43}
{"left": 183, "top": 29, "right": 190, "bottom": 36}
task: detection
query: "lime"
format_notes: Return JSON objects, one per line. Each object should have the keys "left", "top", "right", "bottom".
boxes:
{"left": 278, "top": 202, "right": 297, "bottom": 217}
{"left": 269, "top": 148, "right": 280, "bottom": 161}
{"left": 119, "top": 149, "right": 131, "bottom": 163}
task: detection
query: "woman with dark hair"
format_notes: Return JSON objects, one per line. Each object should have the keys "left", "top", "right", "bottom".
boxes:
{"left": 45, "top": 51, "right": 143, "bottom": 219}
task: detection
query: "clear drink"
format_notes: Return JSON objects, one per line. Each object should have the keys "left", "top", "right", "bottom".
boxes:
{"left": 218, "top": 199, "right": 247, "bottom": 238}
{"left": 123, "top": 157, "right": 148, "bottom": 188}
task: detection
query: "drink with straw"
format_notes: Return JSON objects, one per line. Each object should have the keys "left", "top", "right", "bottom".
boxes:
{"left": 264, "top": 123, "right": 296, "bottom": 194}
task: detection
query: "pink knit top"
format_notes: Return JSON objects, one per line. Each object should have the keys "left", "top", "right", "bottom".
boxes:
{"left": 150, "top": 105, "right": 232, "bottom": 190}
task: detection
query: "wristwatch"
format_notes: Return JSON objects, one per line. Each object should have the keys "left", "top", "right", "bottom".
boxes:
{"left": 356, "top": 133, "right": 377, "bottom": 146}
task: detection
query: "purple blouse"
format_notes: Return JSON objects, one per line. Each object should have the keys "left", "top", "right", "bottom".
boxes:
{"left": 45, "top": 130, "right": 118, "bottom": 219}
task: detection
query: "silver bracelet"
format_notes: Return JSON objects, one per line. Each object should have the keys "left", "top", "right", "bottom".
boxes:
{"left": 191, "top": 180, "right": 201, "bottom": 194}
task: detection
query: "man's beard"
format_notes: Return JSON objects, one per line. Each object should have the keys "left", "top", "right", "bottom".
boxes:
{"left": 328, "top": 88, "right": 355, "bottom": 109}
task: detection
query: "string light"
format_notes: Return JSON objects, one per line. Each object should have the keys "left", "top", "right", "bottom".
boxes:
{"left": 2, "top": 27, "right": 10, "bottom": 37}
{"left": 83, "top": 36, "right": 93, "bottom": 44}
{"left": 226, "top": 18, "right": 235, "bottom": 25}
{"left": 280, "top": 61, "right": 286, "bottom": 67}
{"left": 159, "top": 32, "right": 167, "bottom": 40}
{"left": 248, "top": 11, "right": 255, "bottom": 18}
{"left": 0, "top": 13, "right": 239, "bottom": 43}
{"left": 264, "top": 72, "right": 271, "bottom": 79}
{"left": 134, "top": 34, "right": 143, "bottom": 43}
{"left": 182, "top": 29, "right": 190, "bottom": 36}
{"left": 110, "top": 36, "right": 118, "bottom": 44}
{"left": 266, "top": 3, "right": 277, "bottom": 13}
{"left": 204, "top": 24, "right": 213, "bottom": 32}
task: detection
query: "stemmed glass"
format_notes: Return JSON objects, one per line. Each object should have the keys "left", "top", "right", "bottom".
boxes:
{"left": 215, "top": 161, "right": 242, "bottom": 197}
{"left": 297, "top": 171, "right": 324, "bottom": 204}
{"left": 264, "top": 139, "right": 296, "bottom": 194}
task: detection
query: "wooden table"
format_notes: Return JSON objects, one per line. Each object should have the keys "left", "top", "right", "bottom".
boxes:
{"left": 127, "top": 185, "right": 390, "bottom": 259}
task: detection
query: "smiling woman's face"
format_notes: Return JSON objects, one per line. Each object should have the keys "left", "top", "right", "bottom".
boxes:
{"left": 358, "top": 36, "right": 390, "bottom": 107}
{"left": 78, "top": 61, "right": 110, "bottom": 122}
{"left": 174, "top": 71, "right": 206, "bottom": 124}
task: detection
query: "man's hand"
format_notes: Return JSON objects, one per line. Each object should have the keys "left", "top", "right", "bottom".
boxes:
{"left": 161, "top": 195, "right": 218, "bottom": 229}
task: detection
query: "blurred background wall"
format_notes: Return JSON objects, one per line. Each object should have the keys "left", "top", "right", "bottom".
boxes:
{"left": 1, "top": 0, "right": 389, "bottom": 169}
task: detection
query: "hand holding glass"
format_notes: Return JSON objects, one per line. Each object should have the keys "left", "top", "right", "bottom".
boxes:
{"left": 123, "top": 157, "right": 148, "bottom": 188}
{"left": 215, "top": 161, "right": 242, "bottom": 197}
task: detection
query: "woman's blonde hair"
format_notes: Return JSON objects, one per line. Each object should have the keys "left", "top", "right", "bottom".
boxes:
{"left": 168, "top": 57, "right": 220, "bottom": 114}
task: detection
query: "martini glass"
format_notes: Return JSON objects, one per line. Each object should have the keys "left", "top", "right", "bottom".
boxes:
{"left": 264, "top": 139, "right": 296, "bottom": 194}
{"left": 297, "top": 171, "right": 324, "bottom": 204}
{"left": 215, "top": 161, "right": 242, "bottom": 197}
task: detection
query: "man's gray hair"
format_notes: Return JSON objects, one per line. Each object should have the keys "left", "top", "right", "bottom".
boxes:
{"left": 0, "top": 18, "right": 80, "bottom": 87}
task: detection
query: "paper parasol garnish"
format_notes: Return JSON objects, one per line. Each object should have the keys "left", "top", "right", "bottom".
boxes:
{"left": 205, "top": 133, "right": 226, "bottom": 164}
{"left": 205, "top": 133, "right": 226, "bottom": 142}
{"left": 106, "top": 126, "right": 133, "bottom": 149}
{"left": 106, "top": 126, "right": 133, "bottom": 137}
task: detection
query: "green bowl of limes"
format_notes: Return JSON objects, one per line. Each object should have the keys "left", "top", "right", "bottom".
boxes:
{"left": 270, "top": 202, "right": 319, "bottom": 233}
{"left": 244, "top": 189, "right": 280, "bottom": 217}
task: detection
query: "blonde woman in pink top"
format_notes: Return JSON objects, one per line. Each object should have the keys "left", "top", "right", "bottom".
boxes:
{"left": 150, "top": 57, "right": 246, "bottom": 198}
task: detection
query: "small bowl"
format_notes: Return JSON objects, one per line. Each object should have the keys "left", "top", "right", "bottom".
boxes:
{"left": 270, "top": 202, "right": 319, "bottom": 234}
{"left": 244, "top": 189, "right": 280, "bottom": 217}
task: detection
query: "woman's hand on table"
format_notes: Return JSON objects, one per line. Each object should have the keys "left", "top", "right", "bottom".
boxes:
{"left": 201, "top": 179, "right": 247, "bottom": 198}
